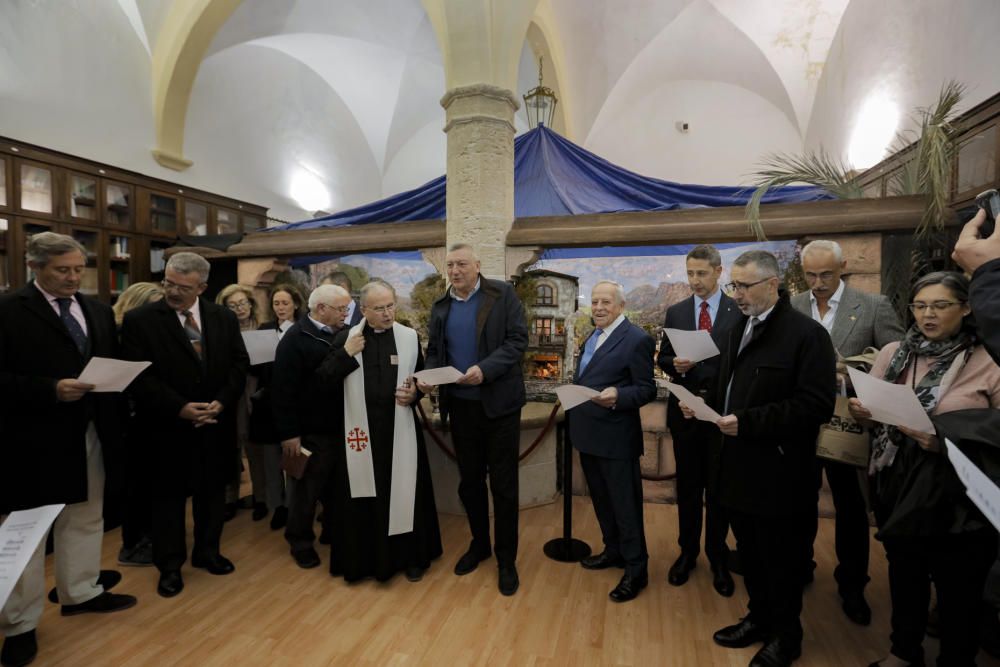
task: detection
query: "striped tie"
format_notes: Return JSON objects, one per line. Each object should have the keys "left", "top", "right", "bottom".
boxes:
{"left": 182, "top": 310, "right": 202, "bottom": 358}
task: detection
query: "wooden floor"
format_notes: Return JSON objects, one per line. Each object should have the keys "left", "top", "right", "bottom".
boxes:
{"left": 25, "top": 498, "right": 999, "bottom": 666}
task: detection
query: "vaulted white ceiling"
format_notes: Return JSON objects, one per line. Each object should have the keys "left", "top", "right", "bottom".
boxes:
{"left": 2, "top": 0, "right": 998, "bottom": 221}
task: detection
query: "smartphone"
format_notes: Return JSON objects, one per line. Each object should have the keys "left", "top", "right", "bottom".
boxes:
{"left": 975, "top": 188, "right": 999, "bottom": 238}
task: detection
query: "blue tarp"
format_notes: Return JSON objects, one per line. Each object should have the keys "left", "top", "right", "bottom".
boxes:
{"left": 270, "top": 125, "right": 829, "bottom": 232}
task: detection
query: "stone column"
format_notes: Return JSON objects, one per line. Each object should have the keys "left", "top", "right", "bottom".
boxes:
{"left": 440, "top": 84, "right": 519, "bottom": 279}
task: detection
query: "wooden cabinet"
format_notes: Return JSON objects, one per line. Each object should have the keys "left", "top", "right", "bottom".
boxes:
{"left": 0, "top": 136, "right": 268, "bottom": 302}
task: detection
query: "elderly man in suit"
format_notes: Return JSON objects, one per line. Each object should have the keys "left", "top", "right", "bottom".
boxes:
{"left": 419, "top": 244, "right": 528, "bottom": 596}
{"left": 791, "top": 240, "right": 904, "bottom": 626}
{"left": 121, "top": 252, "right": 249, "bottom": 599}
{"left": 0, "top": 232, "right": 137, "bottom": 667}
{"left": 320, "top": 271, "right": 363, "bottom": 327}
{"left": 573, "top": 280, "right": 657, "bottom": 603}
{"left": 682, "top": 250, "right": 836, "bottom": 667}
{"left": 657, "top": 244, "right": 741, "bottom": 597}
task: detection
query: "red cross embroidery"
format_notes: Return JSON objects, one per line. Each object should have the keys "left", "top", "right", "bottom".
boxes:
{"left": 347, "top": 427, "right": 369, "bottom": 452}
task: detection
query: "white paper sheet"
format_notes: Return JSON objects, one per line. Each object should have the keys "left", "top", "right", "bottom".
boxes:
{"left": 241, "top": 330, "right": 279, "bottom": 366}
{"left": 76, "top": 357, "right": 151, "bottom": 392}
{"left": 665, "top": 382, "right": 722, "bottom": 423}
{"left": 663, "top": 328, "right": 720, "bottom": 364}
{"left": 0, "top": 505, "right": 65, "bottom": 609}
{"left": 554, "top": 384, "right": 600, "bottom": 410}
{"left": 944, "top": 438, "right": 1000, "bottom": 532}
{"left": 847, "top": 367, "right": 935, "bottom": 434}
{"left": 412, "top": 366, "right": 464, "bottom": 386}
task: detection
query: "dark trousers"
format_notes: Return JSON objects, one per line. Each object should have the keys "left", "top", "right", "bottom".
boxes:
{"left": 449, "top": 398, "right": 520, "bottom": 567}
{"left": 120, "top": 433, "right": 152, "bottom": 549}
{"left": 671, "top": 425, "right": 729, "bottom": 565}
{"left": 285, "top": 434, "right": 336, "bottom": 553}
{"left": 882, "top": 529, "right": 998, "bottom": 666}
{"left": 151, "top": 486, "right": 225, "bottom": 573}
{"left": 807, "top": 458, "right": 871, "bottom": 593}
{"left": 579, "top": 452, "right": 648, "bottom": 579}
{"left": 730, "top": 508, "right": 813, "bottom": 644}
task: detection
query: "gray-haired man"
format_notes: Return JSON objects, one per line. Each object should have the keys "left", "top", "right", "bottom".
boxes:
{"left": 1, "top": 232, "right": 136, "bottom": 667}
{"left": 122, "top": 252, "right": 249, "bottom": 599}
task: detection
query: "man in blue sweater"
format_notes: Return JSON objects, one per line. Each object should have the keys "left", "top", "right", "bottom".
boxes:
{"left": 419, "top": 244, "right": 528, "bottom": 596}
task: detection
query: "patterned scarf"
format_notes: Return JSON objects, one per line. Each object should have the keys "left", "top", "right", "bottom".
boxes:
{"left": 869, "top": 325, "right": 975, "bottom": 473}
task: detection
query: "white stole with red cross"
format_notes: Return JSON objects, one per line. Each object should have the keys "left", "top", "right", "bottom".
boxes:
{"left": 343, "top": 321, "right": 419, "bottom": 536}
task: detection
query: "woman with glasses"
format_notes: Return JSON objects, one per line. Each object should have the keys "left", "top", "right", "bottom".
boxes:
{"left": 213, "top": 285, "right": 261, "bottom": 521}
{"left": 848, "top": 271, "right": 1000, "bottom": 667}
{"left": 246, "top": 283, "right": 305, "bottom": 530}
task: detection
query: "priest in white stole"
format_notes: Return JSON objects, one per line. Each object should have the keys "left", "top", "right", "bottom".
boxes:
{"left": 318, "top": 280, "right": 442, "bottom": 582}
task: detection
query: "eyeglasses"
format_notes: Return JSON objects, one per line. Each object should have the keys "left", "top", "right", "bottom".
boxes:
{"left": 724, "top": 278, "right": 772, "bottom": 293}
{"left": 908, "top": 301, "right": 964, "bottom": 313}
{"left": 162, "top": 279, "right": 201, "bottom": 295}
{"left": 366, "top": 303, "right": 396, "bottom": 315}
{"left": 226, "top": 300, "right": 250, "bottom": 311}
{"left": 319, "top": 303, "right": 350, "bottom": 313}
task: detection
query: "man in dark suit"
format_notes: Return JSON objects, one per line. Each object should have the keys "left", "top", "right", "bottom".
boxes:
{"left": 0, "top": 232, "right": 136, "bottom": 667}
{"left": 791, "top": 239, "right": 904, "bottom": 625}
{"left": 656, "top": 244, "right": 740, "bottom": 597}
{"left": 273, "top": 284, "right": 352, "bottom": 569}
{"left": 121, "top": 252, "right": 249, "bottom": 599}
{"left": 681, "top": 250, "right": 835, "bottom": 667}
{"left": 417, "top": 243, "right": 528, "bottom": 596}
{"left": 572, "top": 281, "right": 657, "bottom": 602}
{"left": 321, "top": 271, "right": 363, "bottom": 327}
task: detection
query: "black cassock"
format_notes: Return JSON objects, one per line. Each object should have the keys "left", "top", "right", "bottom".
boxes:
{"left": 324, "top": 327, "right": 442, "bottom": 582}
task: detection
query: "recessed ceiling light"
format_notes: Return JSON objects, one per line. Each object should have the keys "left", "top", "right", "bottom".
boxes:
{"left": 177, "top": 189, "right": 184, "bottom": 194}
{"left": 98, "top": 169, "right": 106, "bottom": 174}
{"left": 10, "top": 147, "right": 19, "bottom": 152}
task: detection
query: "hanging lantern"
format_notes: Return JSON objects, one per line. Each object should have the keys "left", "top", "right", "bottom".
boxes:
{"left": 523, "top": 56, "right": 558, "bottom": 128}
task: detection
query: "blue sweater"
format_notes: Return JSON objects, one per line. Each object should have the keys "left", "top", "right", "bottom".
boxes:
{"left": 446, "top": 291, "right": 481, "bottom": 399}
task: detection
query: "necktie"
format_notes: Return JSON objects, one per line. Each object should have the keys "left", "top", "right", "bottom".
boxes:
{"left": 738, "top": 316, "right": 760, "bottom": 355}
{"left": 698, "top": 301, "right": 712, "bottom": 332}
{"left": 56, "top": 297, "right": 87, "bottom": 356}
{"left": 182, "top": 310, "right": 203, "bottom": 358}
{"left": 578, "top": 328, "right": 603, "bottom": 374}
{"left": 725, "top": 317, "right": 760, "bottom": 413}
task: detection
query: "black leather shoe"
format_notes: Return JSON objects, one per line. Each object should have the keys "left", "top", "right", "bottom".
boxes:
{"left": 609, "top": 573, "right": 648, "bottom": 602}
{"left": 454, "top": 545, "right": 491, "bottom": 576}
{"left": 252, "top": 502, "right": 268, "bottom": 521}
{"left": 713, "top": 618, "right": 770, "bottom": 648}
{"left": 405, "top": 565, "right": 426, "bottom": 583}
{"left": 667, "top": 552, "right": 697, "bottom": 586}
{"left": 291, "top": 548, "right": 321, "bottom": 569}
{"left": 270, "top": 506, "right": 288, "bottom": 530}
{"left": 498, "top": 565, "right": 519, "bottom": 596}
{"left": 711, "top": 563, "right": 735, "bottom": 597}
{"left": 1, "top": 630, "right": 37, "bottom": 667}
{"left": 841, "top": 590, "right": 872, "bottom": 626}
{"left": 61, "top": 591, "right": 137, "bottom": 616}
{"left": 580, "top": 551, "right": 625, "bottom": 570}
{"left": 157, "top": 571, "right": 184, "bottom": 598}
{"left": 48, "top": 569, "right": 122, "bottom": 603}
{"left": 191, "top": 554, "right": 235, "bottom": 575}
{"left": 749, "top": 637, "right": 801, "bottom": 667}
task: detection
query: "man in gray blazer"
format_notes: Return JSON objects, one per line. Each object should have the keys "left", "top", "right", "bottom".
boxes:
{"left": 791, "top": 240, "right": 904, "bottom": 626}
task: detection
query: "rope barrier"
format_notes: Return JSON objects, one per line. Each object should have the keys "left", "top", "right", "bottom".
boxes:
{"left": 416, "top": 401, "right": 560, "bottom": 463}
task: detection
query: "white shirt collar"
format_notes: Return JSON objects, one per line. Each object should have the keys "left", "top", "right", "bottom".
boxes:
{"left": 809, "top": 279, "right": 845, "bottom": 306}
{"left": 598, "top": 313, "right": 626, "bottom": 337}
{"left": 176, "top": 299, "right": 201, "bottom": 328}
{"left": 450, "top": 277, "right": 481, "bottom": 302}
{"left": 308, "top": 315, "right": 332, "bottom": 333}
{"left": 696, "top": 287, "right": 722, "bottom": 314}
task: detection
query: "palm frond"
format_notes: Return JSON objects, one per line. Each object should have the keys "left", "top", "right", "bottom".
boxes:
{"left": 744, "top": 149, "right": 863, "bottom": 240}
{"left": 913, "top": 80, "right": 965, "bottom": 237}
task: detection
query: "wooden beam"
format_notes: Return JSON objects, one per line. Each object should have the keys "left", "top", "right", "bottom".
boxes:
{"left": 505, "top": 195, "right": 930, "bottom": 247}
{"left": 224, "top": 219, "right": 445, "bottom": 258}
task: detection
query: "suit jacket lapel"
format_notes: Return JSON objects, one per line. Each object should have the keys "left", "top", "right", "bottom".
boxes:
{"left": 578, "top": 318, "right": 629, "bottom": 380}
{"left": 21, "top": 284, "right": 81, "bottom": 354}
{"left": 159, "top": 299, "right": 202, "bottom": 365}
{"left": 474, "top": 284, "right": 496, "bottom": 344}
{"left": 829, "top": 286, "right": 861, "bottom": 353}
{"left": 680, "top": 296, "right": 696, "bottom": 330}
{"left": 713, "top": 294, "right": 741, "bottom": 345}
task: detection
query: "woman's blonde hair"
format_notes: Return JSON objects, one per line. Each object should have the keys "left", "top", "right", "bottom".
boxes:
{"left": 216, "top": 283, "right": 259, "bottom": 329}
{"left": 113, "top": 282, "right": 164, "bottom": 325}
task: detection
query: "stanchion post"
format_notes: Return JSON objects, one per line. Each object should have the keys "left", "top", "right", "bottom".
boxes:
{"left": 543, "top": 413, "right": 591, "bottom": 562}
